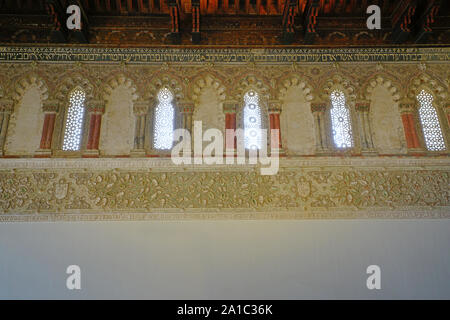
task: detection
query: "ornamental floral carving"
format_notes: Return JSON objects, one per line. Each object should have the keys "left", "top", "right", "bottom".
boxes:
{"left": 0, "top": 163, "right": 448, "bottom": 220}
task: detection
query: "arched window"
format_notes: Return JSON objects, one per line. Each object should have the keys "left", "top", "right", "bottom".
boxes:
{"left": 417, "top": 90, "right": 446, "bottom": 151}
{"left": 243, "top": 90, "right": 262, "bottom": 150}
{"left": 153, "top": 87, "right": 175, "bottom": 150}
{"left": 330, "top": 90, "right": 353, "bottom": 149}
{"left": 62, "top": 88, "right": 86, "bottom": 151}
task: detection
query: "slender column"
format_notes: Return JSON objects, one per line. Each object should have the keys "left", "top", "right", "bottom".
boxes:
{"left": 177, "top": 101, "right": 194, "bottom": 157}
{"left": 355, "top": 101, "right": 376, "bottom": 154}
{"left": 179, "top": 101, "right": 194, "bottom": 133}
{"left": 84, "top": 100, "right": 105, "bottom": 157}
{"left": 311, "top": 102, "right": 329, "bottom": 154}
{"left": 446, "top": 104, "right": 450, "bottom": 127}
{"left": 39, "top": 115, "right": 49, "bottom": 149}
{"left": 139, "top": 112, "right": 146, "bottom": 148}
{"left": 223, "top": 100, "right": 238, "bottom": 155}
{"left": 92, "top": 113, "right": 102, "bottom": 150}
{"left": 131, "top": 101, "right": 149, "bottom": 156}
{"left": 0, "top": 99, "right": 13, "bottom": 157}
{"left": 269, "top": 100, "right": 284, "bottom": 154}
{"left": 36, "top": 100, "right": 59, "bottom": 157}
{"left": 399, "top": 101, "right": 422, "bottom": 152}
{"left": 134, "top": 116, "right": 140, "bottom": 148}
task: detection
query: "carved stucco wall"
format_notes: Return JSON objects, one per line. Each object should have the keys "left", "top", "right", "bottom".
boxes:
{"left": 0, "top": 158, "right": 448, "bottom": 221}
{"left": 0, "top": 47, "right": 449, "bottom": 221}
{"left": 0, "top": 58, "right": 448, "bottom": 157}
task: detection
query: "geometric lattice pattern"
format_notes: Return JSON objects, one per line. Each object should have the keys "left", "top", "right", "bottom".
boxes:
{"left": 417, "top": 90, "right": 446, "bottom": 151}
{"left": 153, "top": 87, "right": 175, "bottom": 150}
{"left": 330, "top": 90, "right": 353, "bottom": 149}
{"left": 243, "top": 90, "right": 262, "bottom": 150}
{"left": 62, "top": 89, "right": 86, "bottom": 151}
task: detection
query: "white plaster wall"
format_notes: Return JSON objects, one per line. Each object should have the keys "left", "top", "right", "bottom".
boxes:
{"left": 5, "top": 85, "right": 43, "bottom": 155}
{"left": 369, "top": 86, "right": 406, "bottom": 154}
{"left": 100, "top": 85, "right": 134, "bottom": 155}
{"left": 1, "top": 219, "right": 450, "bottom": 299}
{"left": 281, "top": 87, "right": 315, "bottom": 155}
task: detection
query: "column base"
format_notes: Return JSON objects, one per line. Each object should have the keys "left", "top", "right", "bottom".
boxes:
{"left": 407, "top": 148, "right": 427, "bottom": 156}
{"left": 224, "top": 149, "right": 237, "bottom": 157}
{"left": 130, "top": 149, "right": 146, "bottom": 157}
{"left": 34, "top": 149, "right": 52, "bottom": 157}
{"left": 270, "top": 148, "right": 286, "bottom": 157}
{"left": 315, "top": 148, "right": 333, "bottom": 156}
{"left": 361, "top": 149, "right": 378, "bottom": 156}
{"left": 82, "top": 149, "right": 100, "bottom": 158}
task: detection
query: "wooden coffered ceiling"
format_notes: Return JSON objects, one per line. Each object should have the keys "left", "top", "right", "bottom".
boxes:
{"left": 0, "top": 0, "right": 449, "bottom": 47}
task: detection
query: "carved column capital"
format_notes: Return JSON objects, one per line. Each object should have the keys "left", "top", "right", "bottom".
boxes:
{"left": 178, "top": 101, "right": 194, "bottom": 114}
{"left": 445, "top": 103, "right": 450, "bottom": 127}
{"left": 310, "top": 102, "right": 327, "bottom": 113}
{"left": 399, "top": 100, "right": 416, "bottom": 114}
{"left": 268, "top": 100, "right": 282, "bottom": 113}
{"left": 355, "top": 101, "right": 370, "bottom": 112}
{"left": 0, "top": 99, "right": 14, "bottom": 113}
{"left": 223, "top": 100, "right": 238, "bottom": 114}
{"left": 445, "top": 103, "right": 450, "bottom": 114}
{"left": 133, "top": 101, "right": 150, "bottom": 115}
{"left": 42, "top": 100, "right": 60, "bottom": 113}
{"left": 87, "top": 100, "right": 105, "bottom": 114}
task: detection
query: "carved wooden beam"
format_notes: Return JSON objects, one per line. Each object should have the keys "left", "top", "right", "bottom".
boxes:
{"left": 147, "top": 0, "right": 154, "bottom": 13}
{"left": 391, "top": 0, "right": 418, "bottom": 44}
{"left": 281, "top": 0, "right": 298, "bottom": 44}
{"left": 115, "top": 0, "right": 122, "bottom": 13}
{"left": 94, "top": 0, "right": 102, "bottom": 11}
{"left": 191, "top": 0, "right": 201, "bottom": 43}
{"left": 303, "top": 0, "right": 320, "bottom": 44}
{"left": 415, "top": 0, "right": 441, "bottom": 43}
{"left": 168, "top": 0, "right": 181, "bottom": 44}
{"left": 72, "top": 0, "right": 90, "bottom": 43}
{"left": 137, "top": 0, "right": 145, "bottom": 13}
{"left": 104, "top": 0, "right": 111, "bottom": 11}
{"left": 45, "top": 0, "right": 68, "bottom": 42}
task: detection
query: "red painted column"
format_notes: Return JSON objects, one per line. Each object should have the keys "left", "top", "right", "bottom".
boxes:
{"left": 93, "top": 114, "right": 102, "bottom": 150}
{"left": 36, "top": 101, "right": 59, "bottom": 156}
{"left": 225, "top": 112, "right": 237, "bottom": 149}
{"left": 86, "top": 113, "right": 103, "bottom": 151}
{"left": 44, "top": 113, "right": 56, "bottom": 149}
{"left": 269, "top": 100, "right": 283, "bottom": 153}
{"left": 86, "top": 114, "right": 95, "bottom": 150}
{"left": 39, "top": 115, "right": 50, "bottom": 149}
{"left": 274, "top": 112, "right": 282, "bottom": 148}
{"left": 224, "top": 101, "right": 237, "bottom": 152}
{"left": 84, "top": 101, "right": 105, "bottom": 157}
{"left": 400, "top": 102, "right": 421, "bottom": 150}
